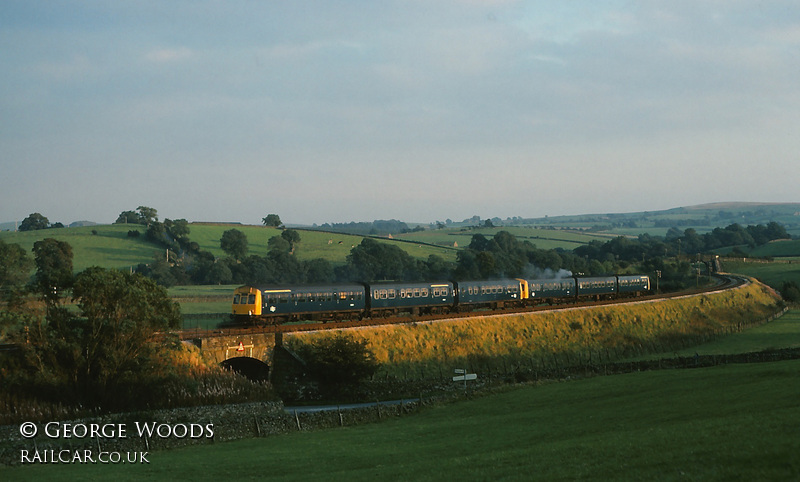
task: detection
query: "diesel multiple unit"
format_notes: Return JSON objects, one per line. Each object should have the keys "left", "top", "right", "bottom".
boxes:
{"left": 232, "top": 275, "right": 650, "bottom": 325}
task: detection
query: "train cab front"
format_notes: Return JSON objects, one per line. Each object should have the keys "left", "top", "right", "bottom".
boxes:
{"left": 232, "top": 286, "right": 262, "bottom": 321}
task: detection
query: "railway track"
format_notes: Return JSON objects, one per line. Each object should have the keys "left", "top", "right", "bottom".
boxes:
{"left": 179, "top": 274, "right": 747, "bottom": 340}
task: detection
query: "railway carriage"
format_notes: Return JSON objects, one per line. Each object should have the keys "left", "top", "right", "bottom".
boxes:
{"left": 617, "top": 274, "right": 651, "bottom": 295}
{"left": 575, "top": 276, "right": 618, "bottom": 300}
{"left": 526, "top": 278, "right": 576, "bottom": 305}
{"left": 232, "top": 284, "right": 366, "bottom": 324}
{"left": 454, "top": 279, "right": 527, "bottom": 310}
{"left": 367, "top": 281, "right": 454, "bottom": 317}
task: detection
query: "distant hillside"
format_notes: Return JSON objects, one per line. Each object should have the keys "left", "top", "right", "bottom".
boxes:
{"left": 0, "top": 220, "right": 98, "bottom": 231}
{"left": 511, "top": 202, "right": 800, "bottom": 237}
{"left": 0, "top": 221, "right": 18, "bottom": 232}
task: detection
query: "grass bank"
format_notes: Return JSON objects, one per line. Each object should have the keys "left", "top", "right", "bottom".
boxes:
{"left": 286, "top": 279, "right": 782, "bottom": 380}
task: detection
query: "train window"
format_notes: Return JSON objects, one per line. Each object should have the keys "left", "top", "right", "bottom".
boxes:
{"left": 389, "top": 289, "right": 396, "bottom": 299}
{"left": 233, "top": 294, "right": 241, "bottom": 304}
{"left": 422, "top": 288, "right": 429, "bottom": 297}
{"left": 248, "top": 294, "right": 255, "bottom": 304}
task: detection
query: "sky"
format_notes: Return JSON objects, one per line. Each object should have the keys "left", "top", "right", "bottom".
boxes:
{"left": 2, "top": 1, "right": 799, "bottom": 226}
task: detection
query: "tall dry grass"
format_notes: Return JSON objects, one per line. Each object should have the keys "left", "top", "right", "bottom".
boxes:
{"left": 284, "top": 279, "right": 782, "bottom": 379}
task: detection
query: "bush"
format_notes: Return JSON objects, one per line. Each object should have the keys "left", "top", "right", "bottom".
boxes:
{"left": 781, "top": 281, "right": 800, "bottom": 304}
{"left": 294, "top": 333, "right": 379, "bottom": 400}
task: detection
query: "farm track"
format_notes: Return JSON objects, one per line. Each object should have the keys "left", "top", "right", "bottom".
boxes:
{"left": 178, "top": 274, "right": 746, "bottom": 340}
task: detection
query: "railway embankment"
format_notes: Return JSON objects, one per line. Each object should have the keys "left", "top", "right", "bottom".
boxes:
{"left": 283, "top": 278, "right": 784, "bottom": 381}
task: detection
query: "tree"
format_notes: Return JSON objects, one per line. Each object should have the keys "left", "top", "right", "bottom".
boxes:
{"left": 0, "top": 240, "right": 32, "bottom": 298}
{"left": 136, "top": 206, "right": 158, "bottom": 225}
{"left": 781, "top": 281, "right": 800, "bottom": 304}
{"left": 305, "top": 258, "right": 334, "bottom": 283}
{"left": 344, "top": 238, "right": 417, "bottom": 281}
{"left": 165, "top": 218, "right": 190, "bottom": 239}
{"left": 19, "top": 213, "right": 50, "bottom": 231}
{"left": 262, "top": 214, "right": 283, "bottom": 227}
{"left": 281, "top": 229, "right": 301, "bottom": 253}
{"left": 32, "top": 238, "right": 73, "bottom": 306}
{"left": 204, "top": 261, "right": 233, "bottom": 285}
{"left": 0, "top": 240, "right": 33, "bottom": 319}
{"left": 21, "top": 267, "right": 182, "bottom": 406}
{"left": 268, "top": 235, "right": 291, "bottom": 254}
{"left": 220, "top": 229, "right": 248, "bottom": 260}
{"left": 115, "top": 210, "right": 139, "bottom": 224}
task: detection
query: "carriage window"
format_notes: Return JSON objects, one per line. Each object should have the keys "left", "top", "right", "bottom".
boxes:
{"left": 422, "top": 288, "right": 429, "bottom": 297}
{"left": 248, "top": 294, "right": 256, "bottom": 304}
{"left": 233, "top": 294, "right": 241, "bottom": 304}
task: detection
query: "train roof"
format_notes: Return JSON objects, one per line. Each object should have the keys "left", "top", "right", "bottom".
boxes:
{"left": 367, "top": 280, "right": 453, "bottom": 288}
{"left": 244, "top": 283, "right": 366, "bottom": 293}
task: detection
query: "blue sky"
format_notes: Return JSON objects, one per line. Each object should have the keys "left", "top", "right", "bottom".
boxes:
{"left": 2, "top": 1, "right": 799, "bottom": 226}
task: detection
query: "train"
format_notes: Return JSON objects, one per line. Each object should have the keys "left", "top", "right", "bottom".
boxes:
{"left": 231, "top": 274, "right": 651, "bottom": 325}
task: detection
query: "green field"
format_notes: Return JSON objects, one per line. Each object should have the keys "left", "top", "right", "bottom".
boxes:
{"left": 396, "top": 226, "right": 611, "bottom": 251}
{"left": 723, "top": 259, "right": 800, "bottom": 288}
{"left": 0, "top": 223, "right": 460, "bottom": 274}
{"left": 3, "top": 309, "right": 799, "bottom": 479}
{"left": 3, "top": 359, "right": 797, "bottom": 480}
{"left": 0, "top": 224, "right": 162, "bottom": 273}
{"left": 637, "top": 309, "right": 800, "bottom": 358}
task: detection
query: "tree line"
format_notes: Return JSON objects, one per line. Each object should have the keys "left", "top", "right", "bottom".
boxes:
{"left": 112, "top": 208, "right": 794, "bottom": 289}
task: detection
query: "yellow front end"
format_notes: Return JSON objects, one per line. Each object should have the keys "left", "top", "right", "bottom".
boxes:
{"left": 232, "top": 286, "right": 262, "bottom": 316}
{"left": 515, "top": 279, "right": 530, "bottom": 300}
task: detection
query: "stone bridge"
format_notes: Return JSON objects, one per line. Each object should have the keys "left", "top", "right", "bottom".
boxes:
{"left": 188, "top": 332, "right": 281, "bottom": 381}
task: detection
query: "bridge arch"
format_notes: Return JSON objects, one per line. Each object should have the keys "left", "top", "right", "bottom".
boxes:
{"left": 220, "top": 356, "right": 270, "bottom": 382}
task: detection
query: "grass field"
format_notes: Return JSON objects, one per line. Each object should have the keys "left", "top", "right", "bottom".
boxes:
{"left": 396, "top": 226, "right": 611, "bottom": 251}
{"left": 0, "top": 223, "right": 460, "bottom": 274}
{"left": 636, "top": 309, "right": 800, "bottom": 358}
{"left": 723, "top": 259, "right": 800, "bottom": 288}
{"left": 0, "top": 224, "right": 162, "bottom": 273}
{"left": 3, "top": 358, "right": 797, "bottom": 480}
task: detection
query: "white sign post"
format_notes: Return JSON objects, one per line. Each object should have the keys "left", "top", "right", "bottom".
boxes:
{"left": 453, "top": 369, "right": 477, "bottom": 389}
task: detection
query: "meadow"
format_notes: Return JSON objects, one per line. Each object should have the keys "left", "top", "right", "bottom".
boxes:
{"left": 723, "top": 258, "right": 800, "bottom": 288}
{"left": 0, "top": 223, "right": 460, "bottom": 274}
{"left": 396, "top": 225, "right": 612, "bottom": 250}
{"left": 3, "top": 339, "right": 797, "bottom": 480}
{"left": 0, "top": 224, "right": 161, "bottom": 273}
